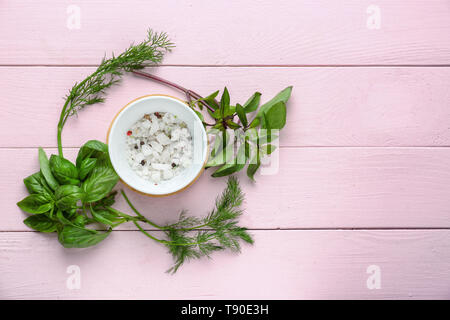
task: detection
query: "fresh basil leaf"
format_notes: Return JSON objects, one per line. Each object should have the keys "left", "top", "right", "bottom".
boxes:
{"left": 44, "top": 207, "right": 56, "bottom": 220}
{"left": 17, "top": 194, "right": 53, "bottom": 214}
{"left": 23, "top": 171, "right": 52, "bottom": 196}
{"left": 93, "top": 190, "right": 118, "bottom": 209}
{"left": 78, "top": 158, "right": 97, "bottom": 181}
{"left": 91, "top": 206, "right": 124, "bottom": 227}
{"left": 248, "top": 116, "right": 260, "bottom": 129}
{"left": 206, "top": 149, "right": 231, "bottom": 167}
{"left": 253, "top": 132, "right": 278, "bottom": 144}
{"left": 247, "top": 151, "right": 261, "bottom": 182}
{"left": 58, "top": 225, "right": 111, "bottom": 248}
{"left": 198, "top": 90, "right": 219, "bottom": 110}
{"left": 243, "top": 92, "right": 261, "bottom": 113}
{"left": 209, "top": 130, "right": 230, "bottom": 158}
{"left": 38, "top": 148, "right": 59, "bottom": 191}
{"left": 193, "top": 109, "right": 205, "bottom": 123}
{"left": 261, "top": 101, "right": 286, "bottom": 130}
{"left": 49, "top": 155, "right": 80, "bottom": 185}
{"left": 206, "top": 132, "right": 234, "bottom": 168}
{"left": 65, "top": 208, "right": 78, "bottom": 219}
{"left": 220, "top": 87, "right": 230, "bottom": 117}
{"left": 74, "top": 215, "right": 90, "bottom": 227}
{"left": 55, "top": 185, "right": 83, "bottom": 211}
{"left": 56, "top": 209, "right": 75, "bottom": 226}
{"left": 224, "top": 105, "right": 236, "bottom": 117}
{"left": 257, "top": 86, "right": 292, "bottom": 118}
{"left": 236, "top": 104, "right": 248, "bottom": 127}
{"left": 225, "top": 119, "right": 241, "bottom": 129}
{"left": 76, "top": 140, "right": 108, "bottom": 168}
{"left": 211, "top": 163, "right": 245, "bottom": 177}
{"left": 82, "top": 166, "right": 119, "bottom": 203}
{"left": 203, "top": 90, "right": 219, "bottom": 101}
{"left": 24, "top": 214, "right": 58, "bottom": 233}
{"left": 211, "top": 145, "right": 247, "bottom": 177}
{"left": 208, "top": 108, "right": 222, "bottom": 120}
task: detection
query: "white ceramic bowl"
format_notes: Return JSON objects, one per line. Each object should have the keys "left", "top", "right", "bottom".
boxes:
{"left": 107, "top": 94, "right": 208, "bottom": 196}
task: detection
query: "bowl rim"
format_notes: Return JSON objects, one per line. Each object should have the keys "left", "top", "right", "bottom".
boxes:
{"left": 106, "top": 93, "right": 208, "bottom": 197}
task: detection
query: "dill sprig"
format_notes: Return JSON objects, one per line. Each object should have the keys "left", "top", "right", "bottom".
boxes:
{"left": 57, "top": 30, "right": 174, "bottom": 156}
{"left": 120, "top": 176, "right": 254, "bottom": 273}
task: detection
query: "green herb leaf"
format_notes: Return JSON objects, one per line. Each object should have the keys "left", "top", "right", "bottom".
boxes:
{"left": 252, "top": 132, "right": 278, "bottom": 144}
{"left": 91, "top": 205, "right": 125, "bottom": 227}
{"left": 211, "top": 143, "right": 247, "bottom": 177}
{"left": 220, "top": 87, "right": 230, "bottom": 117}
{"left": 23, "top": 171, "right": 52, "bottom": 196}
{"left": 49, "top": 155, "right": 80, "bottom": 185}
{"left": 261, "top": 101, "right": 286, "bottom": 130}
{"left": 24, "top": 214, "right": 58, "bottom": 233}
{"left": 224, "top": 105, "right": 236, "bottom": 117}
{"left": 55, "top": 185, "right": 83, "bottom": 211}
{"left": 207, "top": 108, "right": 222, "bottom": 120}
{"left": 76, "top": 140, "right": 108, "bottom": 168}
{"left": 248, "top": 116, "right": 260, "bottom": 129}
{"left": 82, "top": 166, "right": 119, "bottom": 203}
{"left": 193, "top": 109, "right": 205, "bottom": 123}
{"left": 243, "top": 92, "right": 261, "bottom": 113}
{"left": 78, "top": 158, "right": 97, "bottom": 181}
{"left": 92, "top": 191, "right": 118, "bottom": 209}
{"left": 225, "top": 119, "right": 241, "bottom": 129}
{"left": 247, "top": 153, "right": 261, "bottom": 182}
{"left": 198, "top": 90, "right": 219, "bottom": 110}
{"left": 17, "top": 194, "right": 53, "bottom": 214}
{"left": 211, "top": 163, "right": 245, "bottom": 177}
{"left": 256, "top": 86, "right": 292, "bottom": 117}
{"left": 74, "top": 215, "right": 90, "bottom": 227}
{"left": 206, "top": 142, "right": 234, "bottom": 168}
{"left": 236, "top": 103, "right": 248, "bottom": 127}
{"left": 58, "top": 225, "right": 111, "bottom": 248}
{"left": 38, "top": 148, "right": 59, "bottom": 191}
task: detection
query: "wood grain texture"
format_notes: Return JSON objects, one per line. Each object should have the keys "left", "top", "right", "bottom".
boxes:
{"left": 1, "top": 230, "right": 449, "bottom": 299}
{"left": 5, "top": 147, "right": 450, "bottom": 231}
{"left": 1, "top": 0, "right": 450, "bottom": 300}
{"left": 0, "top": 1, "right": 449, "bottom": 65}
{"left": 1, "top": 66, "right": 450, "bottom": 148}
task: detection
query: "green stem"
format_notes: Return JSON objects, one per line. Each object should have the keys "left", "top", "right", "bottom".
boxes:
{"left": 106, "top": 206, "right": 138, "bottom": 221}
{"left": 133, "top": 221, "right": 208, "bottom": 246}
{"left": 120, "top": 190, "right": 164, "bottom": 229}
{"left": 133, "top": 221, "right": 171, "bottom": 244}
{"left": 121, "top": 190, "right": 214, "bottom": 231}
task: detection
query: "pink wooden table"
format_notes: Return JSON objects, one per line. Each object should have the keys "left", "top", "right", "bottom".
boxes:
{"left": 1, "top": 0, "right": 450, "bottom": 299}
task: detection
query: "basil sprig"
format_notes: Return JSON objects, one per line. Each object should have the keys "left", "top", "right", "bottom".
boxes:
{"left": 17, "top": 141, "right": 117, "bottom": 248}
{"left": 193, "top": 86, "right": 291, "bottom": 181}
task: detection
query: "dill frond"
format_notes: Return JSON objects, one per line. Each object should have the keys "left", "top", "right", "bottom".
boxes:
{"left": 162, "top": 176, "right": 253, "bottom": 274}
{"left": 57, "top": 29, "right": 173, "bottom": 156}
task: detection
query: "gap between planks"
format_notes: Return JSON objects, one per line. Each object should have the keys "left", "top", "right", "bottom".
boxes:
{"left": 1, "top": 64, "right": 450, "bottom": 68}
{"left": 2, "top": 228, "right": 450, "bottom": 233}
{"left": 4, "top": 146, "right": 450, "bottom": 150}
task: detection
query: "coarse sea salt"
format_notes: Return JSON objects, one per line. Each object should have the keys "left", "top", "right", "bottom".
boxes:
{"left": 126, "top": 112, "right": 193, "bottom": 183}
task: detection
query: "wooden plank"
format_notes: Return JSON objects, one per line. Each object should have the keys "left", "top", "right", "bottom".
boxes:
{"left": 2, "top": 66, "right": 450, "bottom": 148}
{"left": 1, "top": 230, "right": 449, "bottom": 299}
{"left": 0, "top": 1, "right": 449, "bottom": 65}
{"left": 5, "top": 147, "right": 450, "bottom": 231}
